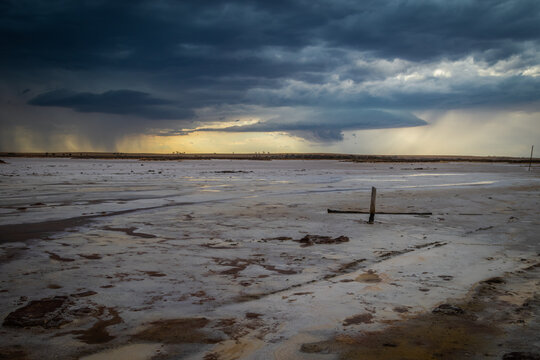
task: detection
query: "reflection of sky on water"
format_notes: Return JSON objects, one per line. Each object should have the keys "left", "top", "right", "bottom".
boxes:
{"left": 1, "top": 158, "right": 533, "bottom": 226}
{"left": 405, "top": 173, "right": 464, "bottom": 177}
{"left": 399, "top": 181, "right": 497, "bottom": 189}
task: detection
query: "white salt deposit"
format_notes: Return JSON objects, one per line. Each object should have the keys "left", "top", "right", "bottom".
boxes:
{"left": 0, "top": 158, "right": 538, "bottom": 359}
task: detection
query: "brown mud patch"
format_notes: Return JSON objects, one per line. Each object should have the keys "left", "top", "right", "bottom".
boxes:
{"left": 72, "top": 307, "right": 122, "bottom": 344}
{"left": 297, "top": 235, "right": 349, "bottom": 247}
{"left": 262, "top": 236, "right": 293, "bottom": 242}
{"left": 432, "top": 304, "right": 464, "bottom": 315}
{"left": 46, "top": 251, "right": 75, "bottom": 262}
{"left": 103, "top": 226, "right": 156, "bottom": 239}
{"left": 335, "top": 259, "right": 366, "bottom": 274}
{"left": 190, "top": 290, "right": 216, "bottom": 304}
{"left": 213, "top": 258, "right": 255, "bottom": 277}
{"left": 212, "top": 257, "right": 297, "bottom": 278}
{"left": 343, "top": 313, "right": 373, "bottom": 326}
{"left": 302, "top": 312, "right": 498, "bottom": 359}
{"left": 212, "top": 316, "right": 265, "bottom": 341}
{"left": 140, "top": 270, "right": 166, "bottom": 277}
{"left": 3, "top": 294, "right": 125, "bottom": 346}
{"left": 393, "top": 306, "right": 410, "bottom": 313}
{"left": 201, "top": 242, "right": 239, "bottom": 249}
{"left": 0, "top": 346, "right": 28, "bottom": 360}
{"left": 133, "top": 317, "right": 222, "bottom": 344}
{"left": 205, "top": 316, "right": 270, "bottom": 360}
{"left": 3, "top": 296, "right": 70, "bottom": 328}
{"left": 78, "top": 253, "right": 102, "bottom": 260}
{"left": 0, "top": 246, "right": 29, "bottom": 264}
{"left": 204, "top": 337, "right": 265, "bottom": 360}
{"left": 355, "top": 270, "right": 382, "bottom": 283}
{"left": 71, "top": 291, "right": 97, "bottom": 298}
{"left": 0, "top": 217, "right": 91, "bottom": 244}
{"left": 213, "top": 170, "right": 253, "bottom": 173}
{"left": 502, "top": 353, "right": 540, "bottom": 360}
{"left": 438, "top": 275, "right": 454, "bottom": 281}
{"left": 375, "top": 241, "right": 446, "bottom": 259}
{"left": 301, "top": 264, "right": 540, "bottom": 360}
{"left": 262, "top": 264, "right": 297, "bottom": 275}
{"left": 482, "top": 276, "right": 505, "bottom": 284}
{"left": 263, "top": 234, "right": 349, "bottom": 247}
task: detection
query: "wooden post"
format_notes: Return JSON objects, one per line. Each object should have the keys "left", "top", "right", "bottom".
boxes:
{"left": 368, "top": 186, "right": 376, "bottom": 224}
{"left": 529, "top": 145, "right": 534, "bottom": 171}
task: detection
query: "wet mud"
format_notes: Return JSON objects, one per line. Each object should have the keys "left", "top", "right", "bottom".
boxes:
{"left": 46, "top": 251, "right": 75, "bottom": 262}
{"left": 301, "top": 264, "right": 540, "bottom": 360}
{"left": 355, "top": 270, "right": 382, "bottom": 283}
{"left": 297, "top": 234, "right": 349, "bottom": 247}
{"left": 78, "top": 253, "right": 102, "bottom": 260}
{"left": 140, "top": 271, "right": 167, "bottom": 277}
{"left": 0, "top": 217, "right": 91, "bottom": 244}
{"left": 375, "top": 241, "right": 446, "bottom": 259}
{"left": 0, "top": 246, "right": 29, "bottom": 264}
{"left": 3, "top": 293, "right": 123, "bottom": 345}
{"left": 0, "top": 346, "right": 28, "bottom": 360}
{"left": 0, "top": 203, "right": 179, "bottom": 244}
{"left": 263, "top": 234, "right": 350, "bottom": 247}
{"left": 212, "top": 257, "right": 297, "bottom": 278}
{"left": 72, "top": 307, "right": 122, "bottom": 344}
{"left": 71, "top": 291, "right": 97, "bottom": 298}
{"left": 103, "top": 226, "right": 156, "bottom": 238}
{"left": 133, "top": 318, "right": 222, "bottom": 344}
{"left": 343, "top": 313, "right": 374, "bottom": 326}
{"left": 2, "top": 296, "right": 70, "bottom": 328}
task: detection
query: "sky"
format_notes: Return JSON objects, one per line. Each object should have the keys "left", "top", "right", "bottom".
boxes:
{"left": 1, "top": 0, "right": 539, "bottom": 155}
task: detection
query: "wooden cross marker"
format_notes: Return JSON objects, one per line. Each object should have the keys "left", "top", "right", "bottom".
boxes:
{"left": 368, "top": 186, "right": 376, "bottom": 224}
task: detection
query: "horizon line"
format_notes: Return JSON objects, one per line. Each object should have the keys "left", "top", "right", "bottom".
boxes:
{"left": 1, "top": 151, "right": 538, "bottom": 163}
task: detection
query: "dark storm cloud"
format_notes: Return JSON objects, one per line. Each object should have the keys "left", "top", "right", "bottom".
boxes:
{"left": 190, "top": 109, "right": 427, "bottom": 141}
{"left": 28, "top": 89, "right": 193, "bottom": 119}
{"left": 321, "top": 0, "right": 540, "bottom": 62}
{"left": 3, "top": 0, "right": 538, "bottom": 70}
{"left": 1, "top": 0, "right": 539, "bottom": 147}
{"left": 246, "top": 75, "right": 540, "bottom": 111}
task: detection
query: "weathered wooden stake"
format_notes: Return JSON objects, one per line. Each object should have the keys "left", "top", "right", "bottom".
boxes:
{"left": 368, "top": 186, "right": 376, "bottom": 224}
{"left": 529, "top": 145, "right": 534, "bottom": 171}
{"left": 327, "top": 209, "right": 432, "bottom": 215}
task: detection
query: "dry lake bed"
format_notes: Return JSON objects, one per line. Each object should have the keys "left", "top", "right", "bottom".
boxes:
{"left": 0, "top": 158, "right": 539, "bottom": 360}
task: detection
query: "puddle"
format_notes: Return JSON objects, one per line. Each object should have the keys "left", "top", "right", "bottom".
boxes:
{"left": 405, "top": 173, "right": 463, "bottom": 177}
{"left": 80, "top": 343, "right": 163, "bottom": 360}
{"left": 400, "top": 181, "right": 496, "bottom": 189}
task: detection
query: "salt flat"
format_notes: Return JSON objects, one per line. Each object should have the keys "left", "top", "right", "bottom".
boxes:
{"left": 0, "top": 158, "right": 539, "bottom": 359}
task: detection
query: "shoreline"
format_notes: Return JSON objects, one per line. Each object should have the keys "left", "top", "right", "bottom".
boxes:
{"left": 1, "top": 152, "right": 539, "bottom": 163}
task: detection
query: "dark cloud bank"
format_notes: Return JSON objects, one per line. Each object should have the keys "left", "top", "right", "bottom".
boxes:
{"left": 28, "top": 89, "right": 193, "bottom": 119}
{"left": 1, "top": 0, "right": 539, "bottom": 148}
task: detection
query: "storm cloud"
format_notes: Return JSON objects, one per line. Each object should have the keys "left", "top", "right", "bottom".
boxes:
{"left": 1, "top": 0, "right": 539, "bottom": 149}
{"left": 193, "top": 109, "right": 427, "bottom": 141}
{"left": 28, "top": 89, "right": 193, "bottom": 119}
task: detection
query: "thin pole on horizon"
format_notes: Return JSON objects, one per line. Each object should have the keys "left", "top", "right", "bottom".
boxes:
{"left": 529, "top": 145, "right": 534, "bottom": 171}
